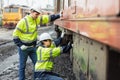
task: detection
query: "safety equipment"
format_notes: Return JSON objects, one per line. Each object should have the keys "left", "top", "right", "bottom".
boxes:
{"left": 61, "top": 30, "right": 65, "bottom": 38}
{"left": 31, "top": 5, "right": 42, "bottom": 13}
{"left": 39, "top": 33, "right": 52, "bottom": 41}
{"left": 62, "top": 42, "right": 72, "bottom": 53}
{"left": 20, "top": 45, "right": 28, "bottom": 50}
{"left": 13, "top": 15, "right": 50, "bottom": 44}
{"left": 59, "top": 10, "right": 63, "bottom": 17}
{"left": 13, "top": 15, "right": 38, "bottom": 43}
{"left": 35, "top": 45, "right": 62, "bottom": 72}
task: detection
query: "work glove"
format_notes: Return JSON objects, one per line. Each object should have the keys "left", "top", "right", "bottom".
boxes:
{"left": 37, "top": 35, "right": 40, "bottom": 41}
{"left": 60, "top": 30, "right": 65, "bottom": 38}
{"left": 20, "top": 45, "right": 28, "bottom": 50}
{"left": 62, "top": 42, "right": 73, "bottom": 53}
{"left": 59, "top": 10, "right": 63, "bottom": 17}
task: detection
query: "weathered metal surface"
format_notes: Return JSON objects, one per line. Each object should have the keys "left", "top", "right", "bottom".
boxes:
{"left": 54, "top": 18, "right": 120, "bottom": 50}
{"left": 54, "top": 0, "right": 120, "bottom": 80}
{"left": 87, "top": 0, "right": 119, "bottom": 16}
{"left": 73, "top": 33, "right": 88, "bottom": 80}
{"left": 72, "top": 33, "right": 108, "bottom": 80}
{"left": 62, "top": 0, "right": 119, "bottom": 19}
{"left": 88, "top": 39, "right": 107, "bottom": 80}
{"left": 54, "top": 0, "right": 120, "bottom": 50}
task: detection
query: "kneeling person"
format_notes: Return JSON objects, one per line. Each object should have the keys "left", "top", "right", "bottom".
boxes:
{"left": 35, "top": 33, "right": 72, "bottom": 80}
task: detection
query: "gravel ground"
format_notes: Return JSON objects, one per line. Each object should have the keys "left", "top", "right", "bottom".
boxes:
{"left": 53, "top": 53, "right": 76, "bottom": 80}
{"left": 0, "top": 25, "right": 76, "bottom": 80}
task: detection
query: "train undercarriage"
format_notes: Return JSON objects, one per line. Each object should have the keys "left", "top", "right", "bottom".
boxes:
{"left": 54, "top": 0, "right": 120, "bottom": 79}
{"left": 55, "top": 25, "right": 120, "bottom": 80}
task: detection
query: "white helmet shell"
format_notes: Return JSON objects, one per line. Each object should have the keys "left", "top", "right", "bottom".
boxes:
{"left": 31, "top": 5, "right": 42, "bottom": 13}
{"left": 39, "top": 33, "right": 52, "bottom": 41}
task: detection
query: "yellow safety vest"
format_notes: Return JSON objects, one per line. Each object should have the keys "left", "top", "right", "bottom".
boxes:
{"left": 13, "top": 15, "right": 49, "bottom": 43}
{"left": 35, "top": 43, "right": 62, "bottom": 72}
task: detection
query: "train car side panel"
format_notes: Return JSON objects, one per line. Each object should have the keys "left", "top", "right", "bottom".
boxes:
{"left": 55, "top": 19, "right": 120, "bottom": 50}
{"left": 72, "top": 33, "right": 108, "bottom": 80}
{"left": 54, "top": 0, "right": 120, "bottom": 80}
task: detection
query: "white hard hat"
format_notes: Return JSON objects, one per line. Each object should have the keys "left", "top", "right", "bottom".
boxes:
{"left": 39, "top": 33, "right": 52, "bottom": 41}
{"left": 31, "top": 5, "right": 42, "bottom": 13}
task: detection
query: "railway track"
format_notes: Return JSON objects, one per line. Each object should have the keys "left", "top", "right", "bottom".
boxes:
{"left": 0, "top": 40, "right": 13, "bottom": 46}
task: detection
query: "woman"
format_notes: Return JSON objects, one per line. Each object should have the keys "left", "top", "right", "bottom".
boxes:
{"left": 35, "top": 32, "right": 72, "bottom": 80}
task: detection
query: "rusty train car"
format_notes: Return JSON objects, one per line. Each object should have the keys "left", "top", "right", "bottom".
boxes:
{"left": 2, "top": 5, "right": 29, "bottom": 28}
{"left": 54, "top": 0, "right": 120, "bottom": 80}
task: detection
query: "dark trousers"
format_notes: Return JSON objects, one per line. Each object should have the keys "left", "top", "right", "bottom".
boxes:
{"left": 18, "top": 47, "right": 37, "bottom": 80}
{"left": 35, "top": 72, "right": 64, "bottom": 80}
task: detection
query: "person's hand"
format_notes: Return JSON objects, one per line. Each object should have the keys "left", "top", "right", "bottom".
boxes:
{"left": 62, "top": 42, "right": 73, "bottom": 53}
{"left": 61, "top": 30, "right": 65, "bottom": 38}
{"left": 67, "top": 42, "right": 73, "bottom": 48}
{"left": 20, "top": 45, "right": 28, "bottom": 50}
{"left": 59, "top": 10, "right": 63, "bottom": 17}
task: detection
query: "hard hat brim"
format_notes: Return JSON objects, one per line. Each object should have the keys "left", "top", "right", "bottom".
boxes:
{"left": 31, "top": 9, "right": 42, "bottom": 14}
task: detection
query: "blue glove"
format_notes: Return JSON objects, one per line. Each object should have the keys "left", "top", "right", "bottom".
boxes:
{"left": 62, "top": 42, "right": 72, "bottom": 53}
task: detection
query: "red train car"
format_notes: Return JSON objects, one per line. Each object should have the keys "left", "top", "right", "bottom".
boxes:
{"left": 54, "top": 0, "right": 120, "bottom": 80}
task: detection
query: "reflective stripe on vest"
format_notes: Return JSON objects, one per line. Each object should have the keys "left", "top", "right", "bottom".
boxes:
{"left": 40, "top": 16, "right": 42, "bottom": 26}
{"left": 16, "top": 18, "right": 38, "bottom": 34}
{"left": 24, "top": 17, "right": 29, "bottom": 33}
{"left": 35, "top": 69, "right": 51, "bottom": 72}
{"left": 37, "top": 48, "right": 53, "bottom": 63}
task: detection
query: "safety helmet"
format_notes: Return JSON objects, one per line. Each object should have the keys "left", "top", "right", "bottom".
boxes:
{"left": 39, "top": 33, "right": 52, "bottom": 41}
{"left": 31, "top": 5, "right": 42, "bottom": 13}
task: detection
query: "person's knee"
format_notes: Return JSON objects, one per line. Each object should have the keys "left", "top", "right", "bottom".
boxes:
{"left": 59, "top": 77, "right": 64, "bottom": 80}
{"left": 56, "top": 77, "right": 64, "bottom": 80}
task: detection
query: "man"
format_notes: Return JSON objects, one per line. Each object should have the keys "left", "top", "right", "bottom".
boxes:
{"left": 35, "top": 32, "right": 72, "bottom": 80}
{"left": 13, "top": 4, "right": 61, "bottom": 80}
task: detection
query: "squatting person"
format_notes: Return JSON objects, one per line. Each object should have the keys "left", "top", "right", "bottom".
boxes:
{"left": 35, "top": 32, "right": 72, "bottom": 80}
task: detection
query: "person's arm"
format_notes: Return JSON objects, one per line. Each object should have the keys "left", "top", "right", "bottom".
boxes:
{"left": 61, "top": 42, "right": 72, "bottom": 53}
{"left": 51, "top": 42, "right": 72, "bottom": 57}
{"left": 49, "top": 14, "right": 60, "bottom": 22}
{"left": 54, "top": 30, "right": 65, "bottom": 46}
{"left": 37, "top": 14, "right": 60, "bottom": 25}
{"left": 36, "top": 47, "right": 62, "bottom": 59}
{"left": 13, "top": 37, "right": 23, "bottom": 47}
{"left": 36, "top": 44, "right": 72, "bottom": 60}
{"left": 12, "top": 20, "right": 24, "bottom": 47}
{"left": 50, "top": 10, "right": 63, "bottom": 21}
{"left": 54, "top": 37, "right": 62, "bottom": 47}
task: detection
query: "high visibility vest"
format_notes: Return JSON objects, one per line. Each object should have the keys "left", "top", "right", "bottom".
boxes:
{"left": 35, "top": 43, "right": 62, "bottom": 72}
{"left": 13, "top": 15, "right": 49, "bottom": 43}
